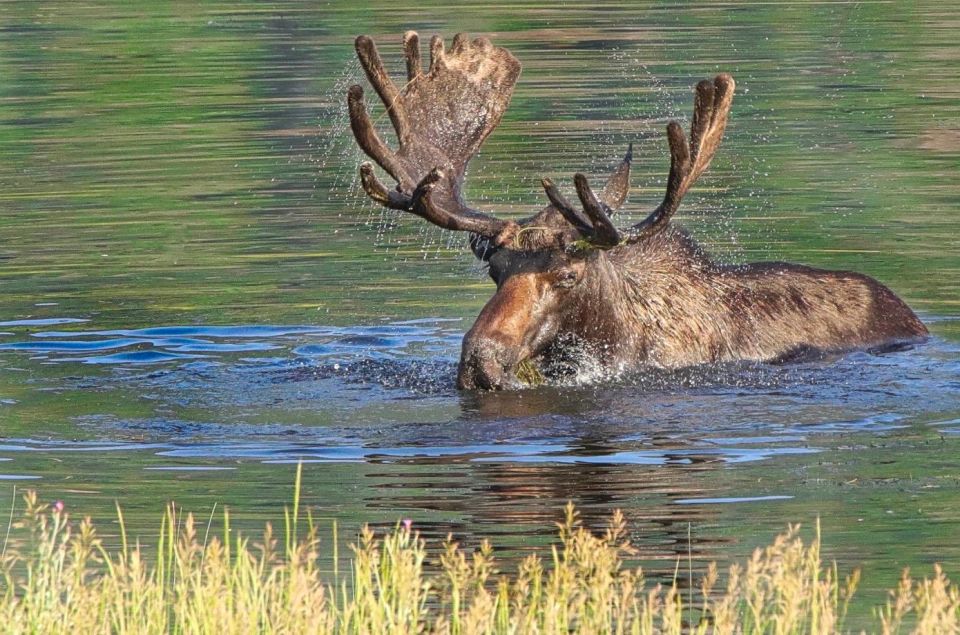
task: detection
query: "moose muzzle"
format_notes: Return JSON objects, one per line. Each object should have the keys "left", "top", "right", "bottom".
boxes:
{"left": 457, "top": 273, "right": 547, "bottom": 390}
{"left": 457, "top": 335, "right": 524, "bottom": 390}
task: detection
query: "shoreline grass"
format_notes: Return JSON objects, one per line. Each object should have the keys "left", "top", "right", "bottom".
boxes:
{"left": 1, "top": 478, "right": 958, "bottom": 633}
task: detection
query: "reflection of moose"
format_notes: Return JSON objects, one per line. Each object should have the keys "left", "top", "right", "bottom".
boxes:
{"left": 466, "top": 458, "right": 731, "bottom": 568}
{"left": 347, "top": 32, "right": 927, "bottom": 390}
{"left": 362, "top": 430, "right": 731, "bottom": 574}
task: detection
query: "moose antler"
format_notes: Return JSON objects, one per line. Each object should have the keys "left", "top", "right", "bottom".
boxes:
{"left": 538, "top": 161, "right": 629, "bottom": 249}
{"left": 539, "top": 143, "right": 633, "bottom": 241}
{"left": 550, "top": 74, "right": 734, "bottom": 247}
{"left": 348, "top": 32, "right": 521, "bottom": 241}
{"left": 629, "top": 74, "right": 735, "bottom": 242}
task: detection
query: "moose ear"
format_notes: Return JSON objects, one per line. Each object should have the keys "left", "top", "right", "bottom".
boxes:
{"left": 599, "top": 143, "right": 632, "bottom": 212}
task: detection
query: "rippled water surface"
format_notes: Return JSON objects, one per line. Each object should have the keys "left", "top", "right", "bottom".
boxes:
{"left": 1, "top": 1, "right": 959, "bottom": 621}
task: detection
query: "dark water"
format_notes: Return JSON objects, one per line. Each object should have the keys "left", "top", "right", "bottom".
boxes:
{"left": 2, "top": 0, "right": 960, "bottom": 622}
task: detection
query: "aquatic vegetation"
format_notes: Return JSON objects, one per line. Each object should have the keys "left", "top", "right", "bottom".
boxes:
{"left": 1, "top": 481, "right": 957, "bottom": 633}
{"left": 514, "top": 358, "right": 545, "bottom": 386}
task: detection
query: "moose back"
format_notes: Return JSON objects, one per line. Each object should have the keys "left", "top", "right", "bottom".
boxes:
{"left": 346, "top": 31, "right": 927, "bottom": 390}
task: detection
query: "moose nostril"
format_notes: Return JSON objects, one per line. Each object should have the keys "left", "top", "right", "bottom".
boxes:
{"left": 474, "top": 372, "right": 500, "bottom": 391}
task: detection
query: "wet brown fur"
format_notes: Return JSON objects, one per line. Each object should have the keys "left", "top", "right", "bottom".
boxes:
{"left": 593, "top": 228, "right": 926, "bottom": 369}
{"left": 459, "top": 227, "right": 926, "bottom": 389}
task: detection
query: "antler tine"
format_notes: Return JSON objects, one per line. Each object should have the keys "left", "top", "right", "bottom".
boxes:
{"left": 573, "top": 173, "right": 622, "bottom": 248}
{"left": 686, "top": 74, "right": 734, "bottom": 188}
{"left": 687, "top": 79, "right": 715, "bottom": 167}
{"left": 403, "top": 31, "right": 422, "bottom": 80}
{"left": 429, "top": 35, "right": 446, "bottom": 73}
{"left": 541, "top": 178, "right": 593, "bottom": 234}
{"left": 411, "top": 169, "right": 516, "bottom": 238}
{"left": 629, "top": 74, "right": 735, "bottom": 243}
{"left": 451, "top": 33, "right": 470, "bottom": 55}
{"left": 359, "top": 163, "right": 412, "bottom": 210}
{"left": 599, "top": 143, "right": 633, "bottom": 212}
{"left": 354, "top": 36, "right": 411, "bottom": 144}
{"left": 348, "top": 85, "right": 415, "bottom": 191}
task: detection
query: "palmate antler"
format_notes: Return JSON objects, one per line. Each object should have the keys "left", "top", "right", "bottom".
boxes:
{"left": 349, "top": 31, "right": 633, "bottom": 253}
{"left": 348, "top": 31, "right": 521, "bottom": 242}
{"left": 557, "top": 74, "right": 736, "bottom": 247}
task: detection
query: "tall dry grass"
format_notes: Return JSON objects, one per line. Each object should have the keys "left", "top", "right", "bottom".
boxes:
{"left": 1, "top": 472, "right": 957, "bottom": 633}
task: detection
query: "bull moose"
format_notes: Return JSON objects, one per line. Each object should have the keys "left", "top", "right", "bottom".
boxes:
{"left": 346, "top": 31, "right": 927, "bottom": 390}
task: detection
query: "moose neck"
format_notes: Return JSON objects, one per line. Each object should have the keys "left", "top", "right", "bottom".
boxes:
{"left": 555, "top": 230, "right": 720, "bottom": 371}
{"left": 552, "top": 250, "right": 651, "bottom": 368}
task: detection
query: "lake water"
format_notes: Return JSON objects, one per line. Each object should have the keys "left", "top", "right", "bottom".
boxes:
{"left": 1, "top": 1, "right": 959, "bottom": 623}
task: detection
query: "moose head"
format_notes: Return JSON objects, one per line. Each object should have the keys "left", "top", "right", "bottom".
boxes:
{"left": 346, "top": 32, "right": 926, "bottom": 390}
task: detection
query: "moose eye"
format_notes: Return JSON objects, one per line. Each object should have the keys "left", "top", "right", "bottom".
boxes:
{"left": 554, "top": 269, "right": 579, "bottom": 289}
